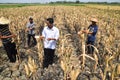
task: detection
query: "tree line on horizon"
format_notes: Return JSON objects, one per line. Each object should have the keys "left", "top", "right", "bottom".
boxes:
{"left": 49, "top": 1, "right": 120, "bottom": 4}
{"left": 0, "top": 0, "right": 120, "bottom": 5}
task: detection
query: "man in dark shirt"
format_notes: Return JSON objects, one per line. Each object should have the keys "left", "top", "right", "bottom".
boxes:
{"left": 79, "top": 18, "right": 98, "bottom": 54}
{"left": 0, "top": 17, "right": 17, "bottom": 63}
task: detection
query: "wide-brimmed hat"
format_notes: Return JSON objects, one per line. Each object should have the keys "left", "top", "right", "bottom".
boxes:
{"left": 0, "top": 17, "right": 10, "bottom": 25}
{"left": 90, "top": 18, "right": 98, "bottom": 23}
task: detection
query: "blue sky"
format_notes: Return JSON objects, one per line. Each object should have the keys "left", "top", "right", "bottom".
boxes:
{"left": 0, "top": 0, "right": 120, "bottom": 3}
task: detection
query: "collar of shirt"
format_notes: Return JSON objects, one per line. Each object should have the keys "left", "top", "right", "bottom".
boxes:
{"left": 28, "top": 22, "right": 35, "bottom": 26}
{"left": 47, "top": 26, "right": 54, "bottom": 31}
{"left": 90, "top": 24, "right": 97, "bottom": 27}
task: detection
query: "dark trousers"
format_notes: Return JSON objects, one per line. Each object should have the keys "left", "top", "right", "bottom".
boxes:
{"left": 27, "top": 34, "right": 37, "bottom": 46}
{"left": 3, "top": 42, "right": 17, "bottom": 62}
{"left": 43, "top": 48, "right": 55, "bottom": 68}
{"left": 86, "top": 41, "right": 94, "bottom": 54}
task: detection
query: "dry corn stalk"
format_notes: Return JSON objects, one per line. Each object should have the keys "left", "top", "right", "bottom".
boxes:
{"left": 24, "top": 56, "right": 38, "bottom": 77}
{"left": 117, "top": 64, "right": 120, "bottom": 75}
{"left": 24, "top": 64, "right": 30, "bottom": 76}
{"left": 35, "top": 35, "right": 43, "bottom": 67}
{"left": 59, "top": 34, "right": 80, "bottom": 80}
{"left": 78, "top": 29, "right": 96, "bottom": 69}
{"left": 102, "top": 48, "right": 118, "bottom": 80}
{"left": 90, "top": 45, "right": 99, "bottom": 70}
{"left": 70, "top": 68, "right": 80, "bottom": 80}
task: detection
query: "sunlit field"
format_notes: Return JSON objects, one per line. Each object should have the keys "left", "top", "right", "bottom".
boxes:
{"left": 0, "top": 4, "right": 120, "bottom": 80}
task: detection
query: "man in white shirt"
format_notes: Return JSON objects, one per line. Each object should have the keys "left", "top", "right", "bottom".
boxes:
{"left": 26, "top": 17, "right": 37, "bottom": 47}
{"left": 40, "top": 18, "right": 59, "bottom": 68}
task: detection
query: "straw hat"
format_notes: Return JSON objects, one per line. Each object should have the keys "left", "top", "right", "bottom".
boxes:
{"left": 90, "top": 18, "right": 98, "bottom": 23}
{"left": 0, "top": 17, "right": 10, "bottom": 25}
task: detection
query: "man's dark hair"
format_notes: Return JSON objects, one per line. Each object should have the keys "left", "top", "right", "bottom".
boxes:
{"left": 29, "top": 17, "right": 33, "bottom": 20}
{"left": 46, "top": 18, "right": 54, "bottom": 24}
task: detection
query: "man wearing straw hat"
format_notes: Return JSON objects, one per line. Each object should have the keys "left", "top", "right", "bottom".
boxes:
{"left": 0, "top": 17, "right": 17, "bottom": 63}
{"left": 78, "top": 18, "right": 98, "bottom": 54}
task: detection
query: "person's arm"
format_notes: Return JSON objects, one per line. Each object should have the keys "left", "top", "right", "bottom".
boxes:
{"left": 40, "top": 28, "right": 45, "bottom": 40}
{"left": 85, "top": 26, "right": 98, "bottom": 35}
{"left": 82, "top": 30, "right": 93, "bottom": 34}
{"left": 26, "top": 23, "right": 30, "bottom": 32}
{"left": 47, "top": 38, "right": 57, "bottom": 41}
{"left": 0, "top": 34, "right": 16, "bottom": 39}
{"left": 30, "top": 24, "right": 35, "bottom": 30}
{"left": 81, "top": 25, "right": 92, "bottom": 34}
{"left": 40, "top": 36, "right": 45, "bottom": 40}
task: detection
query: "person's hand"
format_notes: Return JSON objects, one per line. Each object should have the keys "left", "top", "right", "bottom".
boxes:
{"left": 78, "top": 31, "right": 82, "bottom": 35}
{"left": 12, "top": 34, "right": 16, "bottom": 38}
{"left": 25, "top": 28, "right": 29, "bottom": 32}
{"left": 85, "top": 30, "right": 89, "bottom": 34}
{"left": 1, "top": 36, "right": 7, "bottom": 38}
{"left": 47, "top": 38, "right": 52, "bottom": 41}
{"left": 82, "top": 30, "right": 89, "bottom": 34}
{"left": 40, "top": 36, "right": 44, "bottom": 40}
{"left": 30, "top": 27, "right": 33, "bottom": 30}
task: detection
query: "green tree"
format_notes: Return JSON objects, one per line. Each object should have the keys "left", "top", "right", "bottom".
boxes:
{"left": 76, "top": 0, "right": 80, "bottom": 3}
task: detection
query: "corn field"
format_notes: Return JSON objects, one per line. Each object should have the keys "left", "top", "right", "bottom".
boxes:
{"left": 0, "top": 5, "right": 120, "bottom": 80}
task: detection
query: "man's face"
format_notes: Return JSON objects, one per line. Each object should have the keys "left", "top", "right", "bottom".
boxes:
{"left": 29, "top": 19, "right": 33, "bottom": 23}
{"left": 91, "top": 21, "right": 96, "bottom": 25}
{"left": 46, "top": 21, "right": 50, "bottom": 26}
{"left": 46, "top": 21, "right": 53, "bottom": 28}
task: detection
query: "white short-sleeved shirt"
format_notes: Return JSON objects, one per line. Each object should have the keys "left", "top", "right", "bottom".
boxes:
{"left": 26, "top": 22, "right": 36, "bottom": 34}
{"left": 42, "top": 26, "right": 59, "bottom": 49}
